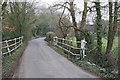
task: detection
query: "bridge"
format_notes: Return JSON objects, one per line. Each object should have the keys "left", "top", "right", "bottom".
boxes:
{"left": 10, "top": 37, "right": 98, "bottom": 78}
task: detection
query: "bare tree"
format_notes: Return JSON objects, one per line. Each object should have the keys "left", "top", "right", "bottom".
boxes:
{"left": 52, "top": 0, "right": 88, "bottom": 48}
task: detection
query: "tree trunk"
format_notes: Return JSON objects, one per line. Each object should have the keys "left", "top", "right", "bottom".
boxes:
{"left": 69, "top": 1, "right": 80, "bottom": 48}
{"left": 95, "top": 1, "right": 102, "bottom": 54}
{"left": 118, "top": 1, "right": 120, "bottom": 77}
{"left": 80, "top": 1, "right": 87, "bottom": 40}
{"left": 69, "top": 1, "right": 87, "bottom": 48}
{"left": 106, "top": 2, "right": 113, "bottom": 54}
{"left": 106, "top": 1, "right": 118, "bottom": 54}
{"left": 118, "top": 27, "right": 120, "bottom": 78}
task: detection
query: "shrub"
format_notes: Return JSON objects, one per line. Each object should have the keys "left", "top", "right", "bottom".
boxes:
{"left": 45, "top": 32, "right": 56, "bottom": 42}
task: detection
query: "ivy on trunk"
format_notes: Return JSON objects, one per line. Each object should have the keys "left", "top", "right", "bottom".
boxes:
{"left": 95, "top": 1, "right": 102, "bottom": 55}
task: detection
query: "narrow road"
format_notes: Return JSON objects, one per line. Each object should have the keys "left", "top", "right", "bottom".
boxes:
{"left": 15, "top": 37, "right": 98, "bottom": 78}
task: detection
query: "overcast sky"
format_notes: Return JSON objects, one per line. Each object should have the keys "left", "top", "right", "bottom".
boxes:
{"left": 38, "top": 0, "right": 110, "bottom": 23}
{"left": 37, "top": 0, "right": 86, "bottom": 23}
{"left": 3, "top": 0, "right": 118, "bottom": 23}
{"left": 39, "top": 0, "right": 84, "bottom": 10}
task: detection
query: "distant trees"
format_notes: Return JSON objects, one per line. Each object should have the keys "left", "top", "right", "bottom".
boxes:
{"left": 33, "top": 7, "right": 71, "bottom": 37}
{"left": 33, "top": 13, "right": 51, "bottom": 37}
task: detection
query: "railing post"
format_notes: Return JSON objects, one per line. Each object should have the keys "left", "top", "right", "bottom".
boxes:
{"left": 53, "top": 36, "right": 57, "bottom": 46}
{"left": 81, "top": 40, "right": 87, "bottom": 59}
{"left": 70, "top": 40, "right": 72, "bottom": 46}
{"left": 53, "top": 37, "right": 55, "bottom": 46}
{"left": 19, "top": 37, "right": 21, "bottom": 46}
{"left": 56, "top": 36, "right": 58, "bottom": 46}
{"left": 21, "top": 36, "right": 23, "bottom": 45}
{"left": 19, "top": 37, "right": 22, "bottom": 46}
{"left": 15, "top": 38, "right": 17, "bottom": 48}
{"left": 0, "top": 46, "right": 2, "bottom": 56}
{"left": 62, "top": 38, "right": 64, "bottom": 48}
{"left": 1, "top": 36, "right": 24, "bottom": 55}
{"left": 5, "top": 40, "right": 11, "bottom": 56}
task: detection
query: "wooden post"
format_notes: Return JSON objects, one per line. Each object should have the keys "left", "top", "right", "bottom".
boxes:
{"left": 15, "top": 38, "right": 17, "bottom": 49}
{"left": 53, "top": 37, "right": 55, "bottom": 46}
{"left": 67, "top": 40, "right": 70, "bottom": 59}
{"left": 21, "top": 37, "right": 23, "bottom": 45}
{"left": 19, "top": 37, "right": 21, "bottom": 46}
{"left": 53, "top": 37, "right": 57, "bottom": 46}
{"left": 0, "top": 46, "right": 2, "bottom": 56}
{"left": 69, "top": 40, "right": 73, "bottom": 60}
{"left": 81, "top": 40, "right": 87, "bottom": 59}
{"left": 65, "top": 40, "right": 68, "bottom": 58}
{"left": 62, "top": 38, "right": 64, "bottom": 48}
{"left": 71, "top": 40, "right": 72, "bottom": 46}
{"left": 56, "top": 36, "right": 58, "bottom": 46}
{"left": 5, "top": 40, "right": 11, "bottom": 56}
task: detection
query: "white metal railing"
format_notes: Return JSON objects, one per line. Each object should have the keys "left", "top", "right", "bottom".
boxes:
{"left": 0, "top": 36, "right": 23, "bottom": 55}
{"left": 53, "top": 36, "right": 87, "bottom": 59}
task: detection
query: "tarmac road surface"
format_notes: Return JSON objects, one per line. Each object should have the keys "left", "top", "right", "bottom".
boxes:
{"left": 15, "top": 37, "right": 99, "bottom": 78}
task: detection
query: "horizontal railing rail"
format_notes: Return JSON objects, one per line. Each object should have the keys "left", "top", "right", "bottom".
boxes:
{"left": 53, "top": 36, "right": 87, "bottom": 59}
{"left": 0, "top": 36, "right": 23, "bottom": 55}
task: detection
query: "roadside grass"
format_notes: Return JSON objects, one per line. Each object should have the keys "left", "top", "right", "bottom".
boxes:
{"left": 66, "top": 37, "right": 77, "bottom": 47}
{"left": 2, "top": 44, "right": 26, "bottom": 78}
{"left": 51, "top": 43, "right": 118, "bottom": 78}
{"left": 50, "top": 36, "right": 118, "bottom": 78}
{"left": 66, "top": 36, "right": 118, "bottom": 55}
{"left": 102, "top": 36, "right": 118, "bottom": 54}
{"left": 54, "top": 46, "right": 66, "bottom": 56}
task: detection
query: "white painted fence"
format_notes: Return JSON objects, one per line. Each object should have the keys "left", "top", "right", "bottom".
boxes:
{"left": 0, "top": 36, "right": 23, "bottom": 55}
{"left": 53, "top": 36, "right": 87, "bottom": 59}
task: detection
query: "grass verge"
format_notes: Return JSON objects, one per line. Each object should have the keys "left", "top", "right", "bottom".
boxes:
{"left": 2, "top": 43, "right": 27, "bottom": 78}
{"left": 48, "top": 43, "right": 118, "bottom": 78}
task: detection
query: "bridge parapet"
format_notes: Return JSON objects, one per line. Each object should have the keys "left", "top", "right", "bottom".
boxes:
{"left": 0, "top": 36, "right": 23, "bottom": 56}
{"left": 53, "top": 36, "right": 87, "bottom": 59}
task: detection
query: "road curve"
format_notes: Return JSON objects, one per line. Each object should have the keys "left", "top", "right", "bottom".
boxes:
{"left": 15, "top": 37, "right": 98, "bottom": 78}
